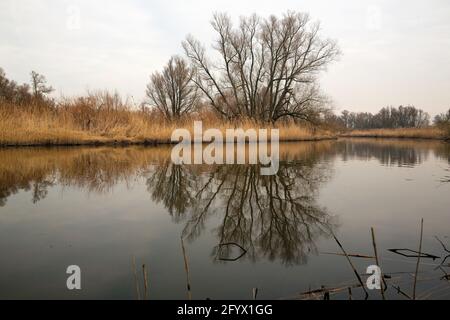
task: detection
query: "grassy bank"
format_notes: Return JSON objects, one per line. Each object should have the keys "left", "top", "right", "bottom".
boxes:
{"left": 340, "top": 127, "right": 447, "bottom": 140}
{"left": 0, "top": 99, "right": 336, "bottom": 147}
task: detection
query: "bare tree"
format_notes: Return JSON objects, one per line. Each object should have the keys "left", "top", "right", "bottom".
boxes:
{"left": 183, "top": 11, "right": 339, "bottom": 123}
{"left": 30, "top": 71, "right": 53, "bottom": 98}
{"left": 0, "top": 68, "right": 33, "bottom": 105}
{"left": 146, "top": 56, "right": 198, "bottom": 121}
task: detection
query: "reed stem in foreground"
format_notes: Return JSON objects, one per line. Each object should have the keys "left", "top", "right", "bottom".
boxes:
{"left": 332, "top": 233, "right": 369, "bottom": 299}
{"left": 371, "top": 227, "right": 386, "bottom": 300}
{"left": 413, "top": 218, "right": 424, "bottom": 300}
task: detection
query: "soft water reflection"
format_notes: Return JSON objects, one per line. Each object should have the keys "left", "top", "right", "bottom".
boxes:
{"left": 147, "top": 161, "right": 335, "bottom": 265}
{"left": 1, "top": 143, "right": 337, "bottom": 265}
{"left": 0, "top": 139, "right": 449, "bottom": 299}
{"left": 336, "top": 139, "right": 449, "bottom": 167}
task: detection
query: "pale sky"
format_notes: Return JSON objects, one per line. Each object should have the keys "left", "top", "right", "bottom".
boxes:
{"left": 1, "top": 0, "right": 450, "bottom": 116}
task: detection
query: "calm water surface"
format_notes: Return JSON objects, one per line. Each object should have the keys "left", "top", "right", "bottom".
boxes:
{"left": 0, "top": 139, "right": 449, "bottom": 299}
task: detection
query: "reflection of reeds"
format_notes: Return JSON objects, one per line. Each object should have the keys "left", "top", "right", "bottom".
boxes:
{"left": 335, "top": 138, "right": 450, "bottom": 167}
{"left": 131, "top": 256, "right": 150, "bottom": 300}
{"left": 0, "top": 146, "right": 171, "bottom": 206}
{"left": 142, "top": 264, "right": 149, "bottom": 300}
{"left": 0, "top": 142, "right": 336, "bottom": 207}
{"left": 181, "top": 237, "right": 192, "bottom": 300}
{"left": 132, "top": 256, "right": 141, "bottom": 300}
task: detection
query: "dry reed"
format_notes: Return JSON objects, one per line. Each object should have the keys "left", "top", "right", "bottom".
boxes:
{"left": 413, "top": 218, "right": 424, "bottom": 300}
{"left": 341, "top": 127, "right": 445, "bottom": 140}
{"left": 0, "top": 94, "right": 335, "bottom": 146}
{"left": 371, "top": 227, "right": 385, "bottom": 300}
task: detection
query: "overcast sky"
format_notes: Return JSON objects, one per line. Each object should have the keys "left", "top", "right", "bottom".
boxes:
{"left": 1, "top": 0, "right": 449, "bottom": 115}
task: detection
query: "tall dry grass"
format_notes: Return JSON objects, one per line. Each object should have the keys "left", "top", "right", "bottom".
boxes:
{"left": 340, "top": 127, "right": 445, "bottom": 140}
{"left": 0, "top": 92, "right": 335, "bottom": 146}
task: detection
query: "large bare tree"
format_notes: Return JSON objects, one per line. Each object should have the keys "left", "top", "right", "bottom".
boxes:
{"left": 146, "top": 56, "right": 198, "bottom": 121}
{"left": 183, "top": 11, "right": 339, "bottom": 123}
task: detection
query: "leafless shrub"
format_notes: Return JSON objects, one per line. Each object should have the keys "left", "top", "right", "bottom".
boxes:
{"left": 146, "top": 56, "right": 198, "bottom": 121}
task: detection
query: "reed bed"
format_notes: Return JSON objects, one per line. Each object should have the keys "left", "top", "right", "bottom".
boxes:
{"left": 290, "top": 219, "right": 450, "bottom": 300}
{"left": 0, "top": 95, "right": 335, "bottom": 146}
{"left": 340, "top": 127, "right": 445, "bottom": 140}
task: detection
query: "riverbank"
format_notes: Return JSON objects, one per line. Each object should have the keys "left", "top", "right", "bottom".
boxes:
{"left": 0, "top": 104, "right": 336, "bottom": 147}
{"left": 339, "top": 127, "right": 447, "bottom": 140}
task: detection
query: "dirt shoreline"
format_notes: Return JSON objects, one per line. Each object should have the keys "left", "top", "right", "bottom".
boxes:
{"left": 2, "top": 134, "right": 448, "bottom": 149}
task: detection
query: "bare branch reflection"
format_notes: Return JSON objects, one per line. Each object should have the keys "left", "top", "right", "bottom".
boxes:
{"left": 0, "top": 140, "right": 448, "bottom": 266}
{"left": 147, "top": 154, "right": 336, "bottom": 265}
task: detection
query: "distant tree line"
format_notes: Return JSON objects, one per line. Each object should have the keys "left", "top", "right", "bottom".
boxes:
{"left": 434, "top": 109, "right": 450, "bottom": 126}
{"left": 325, "top": 106, "right": 431, "bottom": 130}
{"left": 0, "top": 67, "right": 54, "bottom": 107}
{"left": 434, "top": 108, "right": 450, "bottom": 138}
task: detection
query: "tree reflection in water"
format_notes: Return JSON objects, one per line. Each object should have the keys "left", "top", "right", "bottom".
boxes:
{"left": 147, "top": 153, "right": 337, "bottom": 266}
{"left": 2, "top": 140, "right": 447, "bottom": 265}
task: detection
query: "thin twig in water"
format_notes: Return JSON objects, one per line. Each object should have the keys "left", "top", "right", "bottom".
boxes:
{"left": 217, "top": 242, "right": 247, "bottom": 261}
{"left": 435, "top": 236, "right": 450, "bottom": 266}
{"left": 438, "top": 266, "right": 450, "bottom": 280}
{"left": 392, "top": 285, "right": 412, "bottom": 300}
{"left": 435, "top": 236, "right": 450, "bottom": 253}
{"left": 332, "top": 233, "right": 369, "bottom": 299}
{"left": 371, "top": 227, "right": 386, "bottom": 300}
{"left": 132, "top": 255, "right": 141, "bottom": 300}
{"left": 413, "top": 218, "right": 424, "bottom": 300}
{"left": 320, "top": 252, "right": 375, "bottom": 259}
{"left": 181, "top": 236, "right": 192, "bottom": 300}
{"left": 142, "top": 264, "right": 149, "bottom": 300}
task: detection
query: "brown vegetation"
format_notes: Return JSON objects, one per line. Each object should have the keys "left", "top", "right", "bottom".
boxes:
{"left": 434, "top": 109, "right": 450, "bottom": 140}
{"left": 340, "top": 127, "right": 446, "bottom": 140}
{"left": 0, "top": 91, "right": 336, "bottom": 146}
{"left": 1, "top": 10, "right": 448, "bottom": 147}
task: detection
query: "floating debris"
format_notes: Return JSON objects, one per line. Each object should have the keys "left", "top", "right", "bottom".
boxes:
{"left": 216, "top": 242, "right": 247, "bottom": 261}
{"left": 320, "top": 252, "right": 375, "bottom": 259}
{"left": 388, "top": 248, "right": 440, "bottom": 260}
{"left": 435, "top": 236, "right": 450, "bottom": 266}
